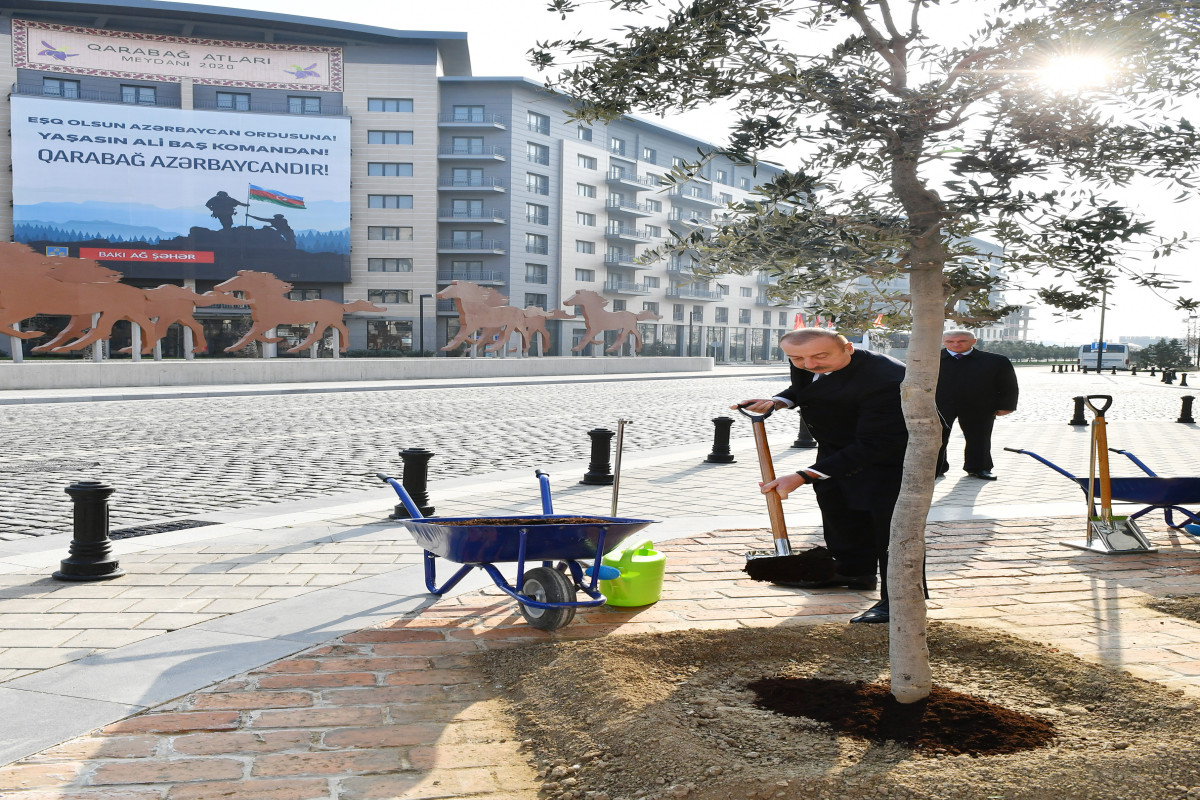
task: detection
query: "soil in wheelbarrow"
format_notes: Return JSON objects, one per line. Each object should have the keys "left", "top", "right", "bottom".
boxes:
{"left": 480, "top": 622, "right": 1200, "bottom": 800}
{"left": 433, "top": 517, "right": 612, "bottom": 526}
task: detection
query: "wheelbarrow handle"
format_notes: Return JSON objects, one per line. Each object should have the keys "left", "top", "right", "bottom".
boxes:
{"left": 1083, "top": 395, "right": 1113, "bottom": 416}
{"left": 1002, "top": 447, "right": 1026, "bottom": 453}
{"left": 735, "top": 401, "right": 775, "bottom": 424}
{"left": 378, "top": 473, "right": 424, "bottom": 519}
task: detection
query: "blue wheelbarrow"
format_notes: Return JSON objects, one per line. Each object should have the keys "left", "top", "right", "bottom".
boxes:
{"left": 377, "top": 470, "right": 655, "bottom": 630}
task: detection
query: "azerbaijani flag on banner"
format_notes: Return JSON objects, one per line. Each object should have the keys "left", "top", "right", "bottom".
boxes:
{"left": 248, "top": 185, "right": 306, "bottom": 209}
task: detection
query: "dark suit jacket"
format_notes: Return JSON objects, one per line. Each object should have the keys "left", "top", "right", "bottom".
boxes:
{"left": 936, "top": 349, "right": 1019, "bottom": 415}
{"left": 777, "top": 349, "right": 907, "bottom": 507}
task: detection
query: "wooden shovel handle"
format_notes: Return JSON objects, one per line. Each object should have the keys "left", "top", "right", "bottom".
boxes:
{"left": 750, "top": 419, "right": 789, "bottom": 543}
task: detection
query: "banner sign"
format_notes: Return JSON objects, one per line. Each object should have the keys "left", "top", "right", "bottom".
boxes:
{"left": 12, "top": 95, "right": 350, "bottom": 281}
{"left": 13, "top": 19, "right": 343, "bottom": 91}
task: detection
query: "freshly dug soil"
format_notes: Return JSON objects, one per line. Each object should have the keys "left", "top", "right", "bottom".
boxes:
{"left": 480, "top": 622, "right": 1200, "bottom": 800}
{"left": 1146, "top": 594, "right": 1200, "bottom": 624}
{"left": 744, "top": 545, "right": 837, "bottom": 584}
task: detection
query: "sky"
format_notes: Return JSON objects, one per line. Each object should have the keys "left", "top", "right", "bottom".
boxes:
{"left": 164, "top": 0, "right": 1199, "bottom": 347}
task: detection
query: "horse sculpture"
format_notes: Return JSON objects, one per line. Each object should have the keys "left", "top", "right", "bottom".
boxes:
{"left": 212, "top": 270, "right": 384, "bottom": 353}
{"left": 437, "top": 281, "right": 528, "bottom": 354}
{"left": 0, "top": 243, "right": 159, "bottom": 354}
{"left": 563, "top": 289, "right": 662, "bottom": 354}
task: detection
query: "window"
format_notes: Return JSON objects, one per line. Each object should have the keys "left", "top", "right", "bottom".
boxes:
{"left": 368, "top": 98, "right": 413, "bottom": 112}
{"left": 367, "top": 258, "right": 414, "bottom": 272}
{"left": 43, "top": 77, "right": 80, "bottom": 98}
{"left": 577, "top": 212, "right": 596, "bottom": 227}
{"left": 453, "top": 230, "right": 484, "bottom": 243}
{"left": 288, "top": 96, "right": 320, "bottom": 115}
{"left": 215, "top": 91, "right": 250, "bottom": 110}
{"left": 367, "top": 162, "right": 414, "bottom": 177}
{"left": 525, "top": 293, "right": 549, "bottom": 309}
{"left": 368, "top": 130, "right": 414, "bottom": 145}
{"left": 778, "top": 312, "right": 788, "bottom": 326}
{"left": 526, "top": 173, "right": 550, "bottom": 195}
{"left": 526, "top": 233, "right": 549, "bottom": 254}
{"left": 612, "top": 299, "right": 627, "bottom": 311}
{"left": 578, "top": 154, "right": 597, "bottom": 170}
{"left": 607, "top": 247, "right": 626, "bottom": 262}
{"left": 763, "top": 310, "right": 772, "bottom": 325}
{"left": 367, "top": 226, "right": 413, "bottom": 240}
{"left": 451, "top": 260, "right": 483, "bottom": 274}
{"left": 577, "top": 126, "right": 593, "bottom": 141}
{"left": 526, "top": 203, "right": 549, "bottom": 225}
{"left": 451, "top": 199, "right": 484, "bottom": 218}
{"left": 576, "top": 240, "right": 595, "bottom": 254}
{"left": 739, "top": 309, "right": 752, "bottom": 324}
{"left": 720, "top": 192, "right": 733, "bottom": 204}
{"left": 672, "top": 156, "right": 686, "bottom": 169}
{"left": 451, "top": 136, "right": 484, "bottom": 154}
{"left": 692, "top": 306, "right": 704, "bottom": 323}
{"left": 642, "top": 147, "right": 657, "bottom": 163}
{"left": 368, "top": 289, "right": 413, "bottom": 304}
{"left": 644, "top": 276, "right": 660, "bottom": 288}
{"left": 525, "top": 263, "right": 548, "bottom": 284}
{"left": 527, "top": 111, "right": 550, "bottom": 135}
{"left": 121, "top": 85, "right": 156, "bottom": 105}
{"left": 646, "top": 225, "right": 662, "bottom": 238}
{"left": 646, "top": 199, "right": 662, "bottom": 213}
{"left": 741, "top": 177, "right": 752, "bottom": 190}
{"left": 715, "top": 308, "right": 729, "bottom": 323}
{"left": 575, "top": 269, "right": 596, "bottom": 282}
{"left": 450, "top": 167, "right": 483, "bottom": 186}
{"left": 716, "top": 169, "right": 729, "bottom": 184}
{"left": 718, "top": 284, "right": 730, "bottom": 296}
{"left": 673, "top": 304, "right": 685, "bottom": 322}
{"left": 577, "top": 183, "right": 596, "bottom": 198}
{"left": 643, "top": 301, "right": 659, "bottom": 314}
{"left": 286, "top": 289, "right": 321, "bottom": 301}
{"left": 527, "top": 142, "right": 550, "bottom": 165}
{"left": 368, "top": 195, "right": 413, "bottom": 209}
{"left": 452, "top": 105, "right": 485, "bottom": 122}
{"left": 740, "top": 287, "right": 753, "bottom": 298}
{"left": 609, "top": 137, "right": 626, "bottom": 155}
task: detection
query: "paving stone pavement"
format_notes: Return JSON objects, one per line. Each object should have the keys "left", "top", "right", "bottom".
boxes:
{"left": 2, "top": 366, "right": 1200, "bottom": 796}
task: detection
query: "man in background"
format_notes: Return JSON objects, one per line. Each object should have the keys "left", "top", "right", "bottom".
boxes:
{"left": 936, "top": 329, "right": 1019, "bottom": 481}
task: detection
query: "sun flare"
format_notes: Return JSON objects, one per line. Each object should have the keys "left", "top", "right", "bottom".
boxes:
{"left": 1039, "top": 55, "right": 1112, "bottom": 92}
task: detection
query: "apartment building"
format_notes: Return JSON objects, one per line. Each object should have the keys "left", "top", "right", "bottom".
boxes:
{"left": 0, "top": 0, "right": 791, "bottom": 359}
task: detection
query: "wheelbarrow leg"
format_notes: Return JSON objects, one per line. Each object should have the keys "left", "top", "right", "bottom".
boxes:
{"left": 423, "top": 550, "right": 475, "bottom": 596}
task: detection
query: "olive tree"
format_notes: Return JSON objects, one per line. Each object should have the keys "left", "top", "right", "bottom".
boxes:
{"left": 534, "top": 0, "right": 1200, "bottom": 702}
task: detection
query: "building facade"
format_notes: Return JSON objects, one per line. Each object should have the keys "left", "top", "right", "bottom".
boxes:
{"left": 0, "top": 0, "right": 792, "bottom": 360}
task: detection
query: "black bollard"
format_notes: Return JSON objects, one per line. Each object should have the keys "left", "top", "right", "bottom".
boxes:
{"left": 791, "top": 412, "right": 817, "bottom": 449}
{"left": 1166, "top": 370, "right": 1176, "bottom": 385}
{"left": 391, "top": 448, "right": 435, "bottom": 519}
{"left": 1110, "top": 367, "right": 1117, "bottom": 375}
{"left": 53, "top": 480, "right": 124, "bottom": 581}
{"left": 1050, "top": 364, "right": 1057, "bottom": 374}
{"left": 1082, "top": 365, "right": 1088, "bottom": 374}
{"left": 1183, "top": 373, "right": 1190, "bottom": 387}
{"left": 1151, "top": 367, "right": 1157, "bottom": 377}
{"left": 1068, "top": 395, "right": 1088, "bottom": 427}
{"left": 581, "top": 428, "right": 616, "bottom": 485}
{"left": 1179, "top": 395, "right": 1196, "bottom": 424}
{"left": 1131, "top": 367, "right": 1138, "bottom": 376}
{"left": 705, "top": 416, "right": 736, "bottom": 463}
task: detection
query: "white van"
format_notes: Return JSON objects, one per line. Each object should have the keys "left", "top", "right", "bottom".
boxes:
{"left": 1077, "top": 343, "right": 1137, "bottom": 370}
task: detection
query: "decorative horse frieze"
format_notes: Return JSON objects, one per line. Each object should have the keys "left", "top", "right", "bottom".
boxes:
{"left": 212, "top": 270, "right": 385, "bottom": 353}
{"left": 562, "top": 289, "right": 662, "bottom": 353}
{"left": 437, "top": 281, "right": 528, "bottom": 354}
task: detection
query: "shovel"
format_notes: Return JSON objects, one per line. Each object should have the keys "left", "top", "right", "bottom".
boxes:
{"left": 1079, "top": 395, "right": 1155, "bottom": 553}
{"left": 737, "top": 403, "right": 836, "bottom": 584}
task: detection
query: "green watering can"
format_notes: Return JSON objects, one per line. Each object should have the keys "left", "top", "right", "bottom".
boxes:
{"left": 598, "top": 539, "right": 665, "bottom": 607}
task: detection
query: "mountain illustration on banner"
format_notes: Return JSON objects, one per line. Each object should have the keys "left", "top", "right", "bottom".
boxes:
{"left": 249, "top": 185, "right": 306, "bottom": 210}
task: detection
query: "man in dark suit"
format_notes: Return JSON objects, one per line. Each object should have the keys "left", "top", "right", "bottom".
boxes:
{"left": 738, "top": 328, "right": 907, "bottom": 624}
{"left": 936, "top": 329, "right": 1019, "bottom": 481}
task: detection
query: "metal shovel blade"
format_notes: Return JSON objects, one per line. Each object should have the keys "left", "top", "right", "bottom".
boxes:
{"left": 1063, "top": 517, "right": 1157, "bottom": 554}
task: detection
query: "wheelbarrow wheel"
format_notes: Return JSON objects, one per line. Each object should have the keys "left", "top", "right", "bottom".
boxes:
{"left": 518, "top": 566, "right": 577, "bottom": 631}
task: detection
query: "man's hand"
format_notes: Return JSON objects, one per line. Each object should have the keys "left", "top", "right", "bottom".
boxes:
{"left": 995, "top": 410, "right": 1013, "bottom": 417}
{"left": 733, "top": 399, "right": 779, "bottom": 413}
{"left": 761, "top": 472, "right": 805, "bottom": 500}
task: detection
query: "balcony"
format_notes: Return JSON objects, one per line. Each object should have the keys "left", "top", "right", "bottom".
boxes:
{"left": 194, "top": 98, "right": 348, "bottom": 115}
{"left": 667, "top": 286, "right": 723, "bottom": 301}
{"left": 438, "top": 112, "right": 507, "bottom": 129}
{"left": 668, "top": 186, "right": 723, "bottom": 208}
{"left": 756, "top": 272, "right": 780, "bottom": 285}
{"left": 604, "top": 225, "right": 652, "bottom": 243}
{"left": 437, "top": 269, "right": 505, "bottom": 284}
{"left": 603, "top": 280, "right": 653, "bottom": 295}
{"left": 437, "top": 176, "right": 506, "bottom": 192}
{"left": 436, "top": 238, "right": 506, "bottom": 254}
{"left": 605, "top": 199, "right": 652, "bottom": 218}
{"left": 436, "top": 299, "right": 458, "bottom": 314}
{"left": 667, "top": 258, "right": 697, "bottom": 276}
{"left": 604, "top": 253, "right": 654, "bottom": 270}
{"left": 606, "top": 169, "right": 659, "bottom": 192}
{"left": 437, "top": 144, "right": 506, "bottom": 161}
{"left": 667, "top": 209, "right": 715, "bottom": 230}
{"left": 756, "top": 294, "right": 777, "bottom": 306}
{"left": 436, "top": 208, "right": 507, "bottom": 223}
{"left": 15, "top": 83, "right": 181, "bottom": 109}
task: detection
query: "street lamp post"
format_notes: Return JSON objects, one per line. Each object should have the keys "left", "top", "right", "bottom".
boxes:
{"left": 1094, "top": 284, "right": 1108, "bottom": 373}
{"left": 419, "top": 293, "right": 433, "bottom": 355}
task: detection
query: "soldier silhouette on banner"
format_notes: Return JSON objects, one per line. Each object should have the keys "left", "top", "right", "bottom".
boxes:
{"left": 205, "top": 191, "right": 249, "bottom": 230}
{"left": 248, "top": 213, "right": 296, "bottom": 247}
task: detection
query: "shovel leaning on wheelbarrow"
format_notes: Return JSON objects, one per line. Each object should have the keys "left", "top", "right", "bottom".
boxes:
{"left": 736, "top": 403, "right": 838, "bottom": 585}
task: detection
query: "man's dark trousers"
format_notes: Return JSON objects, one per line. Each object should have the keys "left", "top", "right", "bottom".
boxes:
{"left": 937, "top": 408, "right": 998, "bottom": 473}
{"left": 936, "top": 349, "right": 1018, "bottom": 474}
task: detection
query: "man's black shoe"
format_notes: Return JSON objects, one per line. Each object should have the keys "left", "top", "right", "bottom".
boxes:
{"left": 967, "top": 470, "right": 998, "bottom": 481}
{"left": 935, "top": 470, "right": 947, "bottom": 479}
{"left": 849, "top": 600, "right": 890, "bottom": 624}
{"left": 778, "top": 572, "right": 877, "bottom": 590}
